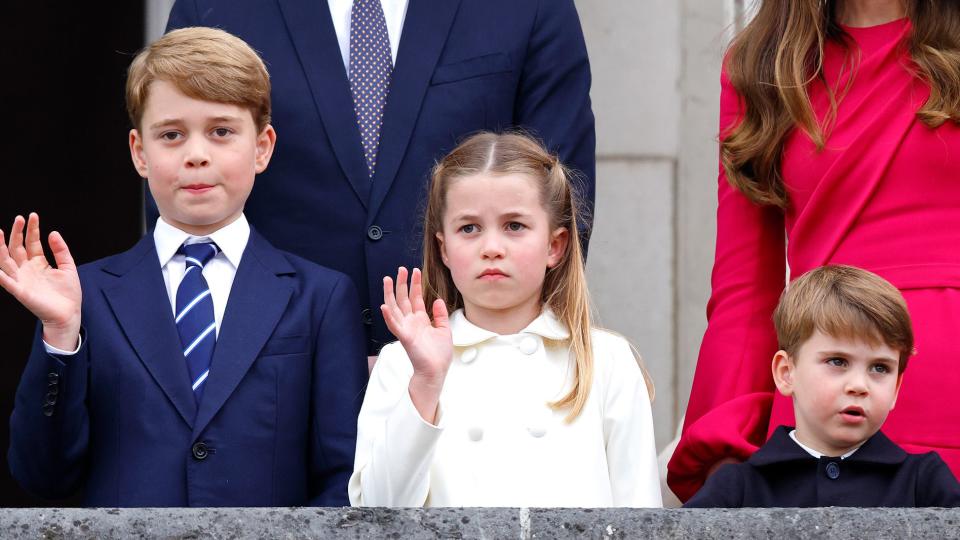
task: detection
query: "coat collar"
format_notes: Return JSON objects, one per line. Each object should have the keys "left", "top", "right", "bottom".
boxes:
{"left": 750, "top": 426, "right": 907, "bottom": 467}
{"left": 449, "top": 307, "right": 571, "bottom": 347}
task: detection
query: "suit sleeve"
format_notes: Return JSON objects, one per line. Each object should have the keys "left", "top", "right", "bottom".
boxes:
{"left": 667, "top": 68, "right": 787, "bottom": 502}
{"left": 348, "top": 342, "right": 442, "bottom": 507}
{"left": 514, "top": 0, "right": 595, "bottom": 251}
{"left": 8, "top": 323, "right": 91, "bottom": 499}
{"left": 682, "top": 463, "right": 745, "bottom": 508}
{"left": 917, "top": 453, "right": 960, "bottom": 507}
{"left": 308, "top": 274, "right": 368, "bottom": 506}
{"left": 600, "top": 335, "right": 662, "bottom": 507}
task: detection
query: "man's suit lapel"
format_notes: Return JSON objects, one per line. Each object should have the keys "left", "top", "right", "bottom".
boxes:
{"left": 277, "top": 0, "right": 371, "bottom": 207}
{"left": 102, "top": 235, "right": 197, "bottom": 428}
{"left": 367, "top": 0, "right": 461, "bottom": 221}
{"left": 191, "top": 230, "right": 294, "bottom": 439}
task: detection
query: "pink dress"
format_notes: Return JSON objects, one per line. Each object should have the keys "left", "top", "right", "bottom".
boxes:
{"left": 668, "top": 18, "right": 960, "bottom": 501}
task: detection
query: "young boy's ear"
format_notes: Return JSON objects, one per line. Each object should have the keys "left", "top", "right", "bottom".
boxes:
{"left": 772, "top": 350, "right": 796, "bottom": 397}
{"left": 129, "top": 129, "right": 149, "bottom": 178}
{"left": 254, "top": 124, "right": 277, "bottom": 174}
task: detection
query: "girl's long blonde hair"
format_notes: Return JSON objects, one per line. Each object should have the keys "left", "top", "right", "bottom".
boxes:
{"left": 723, "top": 0, "right": 960, "bottom": 208}
{"left": 422, "top": 132, "right": 648, "bottom": 421}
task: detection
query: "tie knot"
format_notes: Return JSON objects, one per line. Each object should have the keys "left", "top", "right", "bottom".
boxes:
{"left": 180, "top": 242, "right": 219, "bottom": 269}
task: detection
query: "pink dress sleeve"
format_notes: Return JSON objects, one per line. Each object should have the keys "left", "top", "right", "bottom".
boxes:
{"left": 666, "top": 69, "right": 787, "bottom": 502}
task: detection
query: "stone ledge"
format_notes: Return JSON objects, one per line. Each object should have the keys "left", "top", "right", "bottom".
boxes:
{"left": 1, "top": 507, "right": 959, "bottom": 539}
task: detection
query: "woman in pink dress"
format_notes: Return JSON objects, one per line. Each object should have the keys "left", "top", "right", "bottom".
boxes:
{"left": 668, "top": 0, "right": 960, "bottom": 502}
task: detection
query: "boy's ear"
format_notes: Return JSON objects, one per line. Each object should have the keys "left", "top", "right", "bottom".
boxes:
{"left": 546, "top": 227, "right": 569, "bottom": 268}
{"left": 254, "top": 124, "right": 277, "bottom": 174}
{"left": 435, "top": 232, "right": 449, "bottom": 267}
{"left": 772, "top": 350, "right": 796, "bottom": 397}
{"left": 129, "top": 129, "right": 149, "bottom": 179}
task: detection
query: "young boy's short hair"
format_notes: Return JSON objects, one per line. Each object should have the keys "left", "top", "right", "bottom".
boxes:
{"left": 125, "top": 27, "right": 271, "bottom": 131}
{"left": 772, "top": 265, "right": 914, "bottom": 373}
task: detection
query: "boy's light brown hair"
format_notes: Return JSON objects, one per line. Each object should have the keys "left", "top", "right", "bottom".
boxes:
{"left": 126, "top": 27, "right": 271, "bottom": 131}
{"left": 773, "top": 265, "right": 914, "bottom": 373}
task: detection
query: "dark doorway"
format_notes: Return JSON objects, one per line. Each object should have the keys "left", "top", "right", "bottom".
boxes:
{"left": 0, "top": 2, "right": 145, "bottom": 506}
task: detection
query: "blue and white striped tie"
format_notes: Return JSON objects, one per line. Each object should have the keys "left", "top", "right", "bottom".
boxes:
{"left": 175, "top": 242, "right": 219, "bottom": 403}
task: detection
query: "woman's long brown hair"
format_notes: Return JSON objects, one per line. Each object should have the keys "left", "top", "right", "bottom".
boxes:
{"left": 722, "top": 0, "right": 960, "bottom": 208}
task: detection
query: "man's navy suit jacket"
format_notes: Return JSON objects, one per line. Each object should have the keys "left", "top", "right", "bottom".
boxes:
{"left": 159, "top": 0, "right": 596, "bottom": 352}
{"left": 8, "top": 229, "right": 367, "bottom": 506}
{"left": 685, "top": 426, "right": 960, "bottom": 508}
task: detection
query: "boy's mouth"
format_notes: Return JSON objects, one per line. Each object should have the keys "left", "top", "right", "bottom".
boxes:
{"left": 839, "top": 406, "right": 866, "bottom": 423}
{"left": 182, "top": 183, "right": 215, "bottom": 194}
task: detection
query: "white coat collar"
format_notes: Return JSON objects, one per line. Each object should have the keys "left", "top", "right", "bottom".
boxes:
{"left": 449, "top": 307, "right": 571, "bottom": 347}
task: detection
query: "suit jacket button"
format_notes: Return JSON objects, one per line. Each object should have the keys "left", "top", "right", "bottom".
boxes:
{"left": 44, "top": 393, "right": 57, "bottom": 406}
{"left": 192, "top": 442, "right": 210, "bottom": 461}
{"left": 41, "top": 404, "right": 55, "bottom": 417}
{"left": 47, "top": 372, "right": 59, "bottom": 382}
{"left": 361, "top": 308, "right": 373, "bottom": 326}
{"left": 367, "top": 225, "right": 383, "bottom": 241}
{"left": 825, "top": 461, "right": 840, "bottom": 479}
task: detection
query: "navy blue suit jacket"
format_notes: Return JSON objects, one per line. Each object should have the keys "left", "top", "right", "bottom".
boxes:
{"left": 8, "top": 229, "right": 367, "bottom": 506}
{"left": 685, "top": 426, "right": 960, "bottom": 508}
{"left": 159, "top": 0, "right": 596, "bottom": 352}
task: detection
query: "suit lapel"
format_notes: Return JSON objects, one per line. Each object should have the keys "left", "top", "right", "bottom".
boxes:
{"left": 102, "top": 236, "right": 197, "bottom": 428}
{"left": 277, "top": 0, "right": 371, "bottom": 207}
{"left": 367, "top": 0, "right": 461, "bottom": 221}
{"left": 191, "top": 230, "right": 295, "bottom": 439}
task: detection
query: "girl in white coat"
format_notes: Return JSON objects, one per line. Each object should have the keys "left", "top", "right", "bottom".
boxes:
{"left": 349, "top": 132, "right": 662, "bottom": 507}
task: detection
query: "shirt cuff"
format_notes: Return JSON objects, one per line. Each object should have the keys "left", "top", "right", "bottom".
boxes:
{"left": 43, "top": 334, "right": 82, "bottom": 356}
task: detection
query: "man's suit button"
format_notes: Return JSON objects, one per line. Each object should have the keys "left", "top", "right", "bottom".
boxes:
{"left": 44, "top": 393, "right": 57, "bottom": 406}
{"left": 47, "top": 372, "right": 59, "bottom": 382}
{"left": 361, "top": 308, "right": 373, "bottom": 326}
{"left": 825, "top": 461, "right": 840, "bottom": 480}
{"left": 367, "top": 225, "right": 383, "bottom": 241}
{"left": 192, "top": 442, "right": 209, "bottom": 461}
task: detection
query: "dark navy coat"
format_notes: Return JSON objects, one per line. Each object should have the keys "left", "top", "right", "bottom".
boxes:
{"left": 685, "top": 426, "right": 960, "bottom": 508}
{"left": 159, "top": 0, "right": 596, "bottom": 353}
{"left": 8, "top": 230, "right": 367, "bottom": 506}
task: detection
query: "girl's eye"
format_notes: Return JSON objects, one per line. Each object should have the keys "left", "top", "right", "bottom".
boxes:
{"left": 826, "top": 357, "right": 847, "bottom": 368}
{"left": 460, "top": 224, "right": 477, "bottom": 234}
{"left": 506, "top": 222, "right": 526, "bottom": 232}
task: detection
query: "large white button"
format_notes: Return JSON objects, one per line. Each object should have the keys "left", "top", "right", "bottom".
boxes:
{"left": 527, "top": 425, "right": 547, "bottom": 438}
{"left": 518, "top": 336, "right": 539, "bottom": 355}
{"left": 461, "top": 347, "right": 478, "bottom": 364}
{"left": 468, "top": 426, "right": 484, "bottom": 442}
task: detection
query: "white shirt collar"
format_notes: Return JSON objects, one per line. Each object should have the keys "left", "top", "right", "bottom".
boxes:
{"left": 449, "top": 306, "right": 571, "bottom": 347}
{"left": 788, "top": 429, "right": 860, "bottom": 460}
{"left": 153, "top": 214, "right": 250, "bottom": 269}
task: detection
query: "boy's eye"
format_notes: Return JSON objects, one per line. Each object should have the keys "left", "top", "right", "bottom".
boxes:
{"left": 212, "top": 127, "right": 233, "bottom": 137}
{"left": 459, "top": 224, "right": 477, "bottom": 234}
{"left": 160, "top": 131, "right": 182, "bottom": 141}
{"left": 826, "top": 357, "right": 847, "bottom": 367}
{"left": 870, "top": 363, "right": 892, "bottom": 374}
{"left": 506, "top": 222, "right": 526, "bottom": 232}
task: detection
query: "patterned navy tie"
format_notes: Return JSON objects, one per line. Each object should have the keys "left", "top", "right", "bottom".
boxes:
{"left": 175, "top": 242, "right": 219, "bottom": 403}
{"left": 349, "top": 0, "right": 393, "bottom": 178}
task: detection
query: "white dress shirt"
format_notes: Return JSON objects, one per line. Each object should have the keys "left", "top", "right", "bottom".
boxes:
{"left": 349, "top": 308, "right": 663, "bottom": 508}
{"left": 153, "top": 215, "right": 249, "bottom": 337}
{"left": 328, "top": 0, "right": 409, "bottom": 75}
{"left": 788, "top": 429, "right": 860, "bottom": 460}
{"left": 44, "top": 216, "right": 250, "bottom": 355}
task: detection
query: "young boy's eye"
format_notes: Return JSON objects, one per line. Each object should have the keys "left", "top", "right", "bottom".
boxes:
{"left": 870, "top": 363, "right": 892, "bottom": 374}
{"left": 826, "top": 357, "right": 847, "bottom": 367}
{"left": 160, "top": 131, "right": 182, "bottom": 141}
{"left": 506, "top": 222, "right": 526, "bottom": 232}
{"left": 212, "top": 127, "right": 233, "bottom": 137}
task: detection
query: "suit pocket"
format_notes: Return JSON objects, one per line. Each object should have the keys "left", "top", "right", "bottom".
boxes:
{"left": 259, "top": 335, "right": 309, "bottom": 357}
{"left": 431, "top": 53, "right": 512, "bottom": 85}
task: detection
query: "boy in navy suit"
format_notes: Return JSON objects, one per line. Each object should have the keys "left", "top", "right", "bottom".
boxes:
{"left": 685, "top": 265, "right": 960, "bottom": 507}
{"left": 0, "top": 27, "right": 367, "bottom": 506}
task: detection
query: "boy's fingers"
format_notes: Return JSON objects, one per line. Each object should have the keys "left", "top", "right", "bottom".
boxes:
{"left": 8, "top": 215, "right": 26, "bottom": 264}
{"left": 24, "top": 213, "right": 45, "bottom": 260}
{"left": 48, "top": 231, "right": 76, "bottom": 271}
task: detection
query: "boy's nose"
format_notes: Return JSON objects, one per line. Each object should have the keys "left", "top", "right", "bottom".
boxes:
{"left": 184, "top": 142, "right": 210, "bottom": 168}
{"left": 844, "top": 374, "right": 869, "bottom": 395}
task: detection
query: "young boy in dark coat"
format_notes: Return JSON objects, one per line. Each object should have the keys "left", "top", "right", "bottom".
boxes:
{"left": 685, "top": 265, "right": 960, "bottom": 507}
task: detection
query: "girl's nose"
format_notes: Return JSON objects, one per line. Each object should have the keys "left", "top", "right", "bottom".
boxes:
{"left": 480, "top": 233, "right": 505, "bottom": 258}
